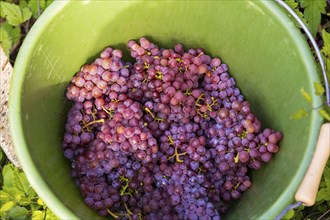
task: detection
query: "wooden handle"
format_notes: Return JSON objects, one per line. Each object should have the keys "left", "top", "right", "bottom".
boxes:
{"left": 295, "top": 123, "right": 330, "bottom": 206}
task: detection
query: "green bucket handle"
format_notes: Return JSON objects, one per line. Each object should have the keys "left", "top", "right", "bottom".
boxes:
{"left": 275, "top": 1, "right": 330, "bottom": 219}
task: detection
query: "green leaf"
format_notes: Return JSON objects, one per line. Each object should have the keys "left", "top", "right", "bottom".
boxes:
{"left": 2, "top": 188, "right": 29, "bottom": 211}
{"left": 284, "top": 0, "right": 308, "bottom": 27}
{"left": 314, "top": 82, "right": 325, "bottom": 96}
{"left": 30, "top": 203, "right": 42, "bottom": 213}
{"left": 317, "top": 204, "right": 328, "bottom": 213}
{"left": 32, "top": 210, "right": 46, "bottom": 220}
{"left": 291, "top": 109, "right": 309, "bottom": 119}
{"left": 7, "top": 206, "right": 28, "bottom": 220}
{"left": 318, "top": 109, "right": 330, "bottom": 121}
{"left": 321, "top": 29, "right": 330, "bottom": 57}
{"left": 300, "top": 88, "right": 312, "bottom": 103}
{"left": 0, "top": 190, "right": 11, "bottom": 202}
{"left": 19, "top": 0, "right": 29, "bottom": 9}
{"left": 37, "top": 198, "right": 44, "bottom": 206}
{"left": 26, "top": 187, "right": 37, "bottom": 200}
{"left": 316, "top": 188, "right": 327, "bottom": 202}
{"left": 0, "top": 201, "right": 15, "bottom": 212}
{"left": 45, "top": 0, "right": 54, "bottom": 9}
{"left": 28, "top": 0, "right": 45, "bottom": 19}
{"left": 0, "top": 149, "right": 3, "bottom": 163}
{"left": 298, "top": 204, "right": 305, "bottom": 211}
{"left": 282, "top": 209, "right": 294, "bottom": 219}
{"left": 1, "top": 2, "right": 32, "bottom": 26}
{"left": 0, "top": 27, "right": 13, "bottom": 57}
{"left": 300, "top": 0, "right": 327, "bottom": 37}
{"left": 13, "top": 167, "right": 32, "bottom": 196}
{"left": 22, "top": 7, "right": 32, "bottom": 23}
{"left": 2, "top": 22, "right": 20, "bottom": 45}
{"left": 324, "top": 165, "right": 330, "bottom": 190}
{"left": 2, "top": 164, "right": 15, "bottom": 188}
{"left": 294, "top": 211, "right": 303, "bottom": 220}
{"left": 45, "top": 208, "right": 58, "bottom": 220}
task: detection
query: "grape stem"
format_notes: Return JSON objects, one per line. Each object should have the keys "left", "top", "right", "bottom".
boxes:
{"left": 206, "top": 97, "right": 217, "bottom": 111}
{"left": 198, "top": 166, "right": 206, "bottom": 173}
{"left": 234, "top": 182, "right": 240, "bottom": 190}
{"left": 130, "top": 87, "right": 137, "bottom": 93}
{"left": 167, "top": 135, "right": 174, "bottom": 145}
{"left": 143, "top": 62, "right": 150, "bottom": 70}
{"left": 144, "top": 107, "right": 166, "bottom": 122}
{"left": 124, "top": 203, "right": 133, "bottom": 215}
{"left": 119, "top": 176, "right": 131, "bottom": 196}
{"left": 106, "top": 209, "right": 119, "bottom": 219}
{"left": 239, "top": 131, "right": 248, "bottom": 139}
{"left": 168, "top": 147, "right": 187, "bottom": 163}
{"left": 101, "top": 106, "right": 114, "bottom": 118}
{"left": 82, "top": 118, "right": 105, "bottom": 130}
{"left": 195, "top": 94, "right": 205, "bottom": 107}
{"left": 155, "top": 71, "right": 163, "bottom": 80}
{"left": 234, "top": 152, "right": 240, "bottom": 163}
{"left": 138, "top": 212, "right": 143, "bottom": 220}
{"left": 144, "top": 107, "right": 155, "bottom": 118}
{"left": 91, "top": 108, "right": 97, "bottom": 121}
{"left": 184, "top": 89, "right": 191, "bottom": 96}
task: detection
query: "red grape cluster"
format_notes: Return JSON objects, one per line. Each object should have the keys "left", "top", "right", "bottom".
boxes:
{"left": 62, "top": 37, "right": 282, "bottom": 219}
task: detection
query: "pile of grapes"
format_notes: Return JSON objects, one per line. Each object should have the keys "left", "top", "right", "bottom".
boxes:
{"left": 62, "top": 38, "right": 282, "bottom": 220}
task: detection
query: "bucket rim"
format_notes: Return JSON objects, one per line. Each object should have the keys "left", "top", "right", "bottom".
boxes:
{"left": 9, "top": 1, "right": 323, "bottom": 219}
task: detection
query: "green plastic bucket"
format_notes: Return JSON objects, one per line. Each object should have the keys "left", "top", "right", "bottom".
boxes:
{"left": 10, "top": 1, "right": 323, "bottom": 219}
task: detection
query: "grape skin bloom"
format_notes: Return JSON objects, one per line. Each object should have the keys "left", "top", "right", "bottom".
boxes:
{"left": 62, "top": 37, "right": 282, "bottom": 220}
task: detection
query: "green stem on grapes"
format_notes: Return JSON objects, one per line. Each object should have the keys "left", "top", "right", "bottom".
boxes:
{"left": 197, "top": 111, "right": 208, "bottom": 119}
{"left": 101, "top": 106, "right": 114, "bottom": 118}
{"left": 175, "top": 58, "right": 182, "bottom": 63}
{"left": 91, "top": 108, "right": 98, "bottom": 121}
{"left": 106, "top": 209, "right": 119, "bottom": 219}
{"left": 168, "top": 147, "right": 187, "bottom": 163}
{"left": 82, "top": 118, "right": 105, "bottom": 130}
{"left": 130, "top": 87, "right": 137, "bottom": 93}
{"left": 124, "top": 203, "right": 133, "bottom": 215}
{"left": 154, "top": 117, "right": 166, "bottom": 122}
{"left": 234, "top": 152, "right": 239, "bottom": 163}
{"left": 184, "top": 89, "right": 191, "bottom": 96}
{"left": 119, "top": 176, "right": 133, "bottom": 197}
{"left": 195, "top": 94, "right": 205, "bottom": 107}
{"left": 144, "top": 107, "right": 166, "bottom": 122}
{"left": 234, "top": 182, "right": 240, "bottom": 190}
{"left": 167, "top": 135, "right": 174, "bottom": 145}
{"left": 144, "top": 107, "right": 155, "bottom": 118}
{"left": 198, "top": 166, "right": 206, "bottom": 173}
{"left": 239, "top": 131, "right": 248, "bottom": 139}
{"left": 155, "top": 70, "right": 163, "bottom": 80}
{"left": 143, "top": 62, "right": 150, "bottom": 70}
{"left": 206, "top": 97, "right": 217, "bottom": 111}
{"left": 138, "top": 212, "right": 143, "bottom": 220}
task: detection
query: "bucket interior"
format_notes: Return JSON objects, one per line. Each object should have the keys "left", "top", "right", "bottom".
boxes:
{"left": 10, "top": 1, "right": 322, "bottom": 219}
